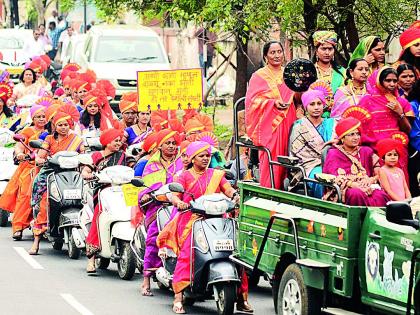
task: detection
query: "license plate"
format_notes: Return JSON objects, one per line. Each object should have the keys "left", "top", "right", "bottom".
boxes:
{"left": 63, "top": 189, "right": 82, "bottom": 200}
{"left": 6, "top": 67, "right": 22, "bottom": 75}
{"left": 213, "top": 239, "right": 234, "bottom": 251}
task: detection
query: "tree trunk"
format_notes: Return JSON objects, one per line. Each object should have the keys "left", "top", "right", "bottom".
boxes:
{"left": 11, "top": 0, "right": 19, "bottom": 27}
{"left": 233, "top": 37, "right": 248, "bottom": 104}
{"left": 3, "top": 0, "right": 11, "bottom": 27}
{"left": 302, "top": 0, "right": 319, "bottom": 57}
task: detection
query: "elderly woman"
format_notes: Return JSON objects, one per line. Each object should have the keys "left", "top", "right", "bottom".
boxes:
{"left": 397, "top": 64, "right": 417, "bottom": 99}
{"left": 82, "top": 129, "right": 135, "bottom": 273}
{"left": 358, "top": 67, "right": 414, "bottom": 179}
{"left": 323, "top": 117, "right": 389, "bottom": 206}
{"left": 245, "top": 40, "right": 296, "bottom": 189}
{"left": 289, "top": 88, "right": 336, "bottom": 197}
{"left": 0, "top": 105, "right": 47, "bottom": 240}
{"left": 157, "top": 141, "right": 252, "bottom": 314}
{"left": 139, "top": 129, "right": 183, "bottom": 296}
{"left": 312, "top": 31, "right": 345, "bottom": 93}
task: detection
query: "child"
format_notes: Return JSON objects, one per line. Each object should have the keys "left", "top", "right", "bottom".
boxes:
{"left": 377, "top": 138, "right": 411, "bottom": 201}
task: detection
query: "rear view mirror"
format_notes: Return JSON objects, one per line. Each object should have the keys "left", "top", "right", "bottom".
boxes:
{"left": 131, "top": 178, "right": 145, "bottom": 188}
{"left": 29, "top": 140, "right": 43, "bottom": 149}
{"left": 224, "top": 171, "right": 235, "bottom": 181}
{"left": 13, "top": 134, "right": 25, "bottom": 142}
{"left": 168, "top": 183, "right": 184, "bottom": 193}
{"left": 78, "top": 154, "right": 93, "bottom": 166}
{"left": 386, "top": 202, "right": 419, "bottom": 229}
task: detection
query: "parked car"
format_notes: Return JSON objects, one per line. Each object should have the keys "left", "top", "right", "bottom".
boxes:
{"left": 72, "top": 25, "right": 170, "bottom": 111}
{"left": 0, "top": 29, "right": 33, "bottom": 83}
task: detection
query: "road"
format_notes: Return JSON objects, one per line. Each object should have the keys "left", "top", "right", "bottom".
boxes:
{"left": 0, "top": 223, "right": 274, "bottom": 315}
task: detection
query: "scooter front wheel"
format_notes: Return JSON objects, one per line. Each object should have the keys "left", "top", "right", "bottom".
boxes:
{"left": 68, "top": 230, "right": 81, "bottom": 259}
{"left": 0, "top": 209, "right": 9, "bottom": 227}
{"left": 117, "top": 241, "right": 136, "bottom": 280}
{"left": 95, "top": 257, "right": 110, "bottom": 270}
{"left": 215, "top": 283, "right": 235, "bottom": 315}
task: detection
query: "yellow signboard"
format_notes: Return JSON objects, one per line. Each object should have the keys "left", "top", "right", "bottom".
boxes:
{"left": 122, "top": 183, "right": 141, "bottom": 207}
{"left": 137, "top": 69, "right": 203, "bottom": 111}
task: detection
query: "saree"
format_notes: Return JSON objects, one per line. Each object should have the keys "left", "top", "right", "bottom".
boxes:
{"left": 32, "top": 133, "right": 84, "bottom": 236}
{"left": 156, "top": 168, "right": 229, "bottom": 293}
{"left": 349, "top": 36, "right": 384, "bottom": 74}
{"left": 323, "top": 145, "right": 389, "bottom": 206}
{"left": 0, "top": 127, "right": 44, "bottom": 233}
{"left": 358, "top": 72, "right": 414, "bottom": 179}
{"left": 0, "top": 113, "right": 22, "bottom": 132}
{"left": 125, "top": 125, "right": 153, "bottom": 146}
{"left": 331, "top": 83, "right": 367, "bottom": 118}
{"left": 315, "top": 66, "right": 345, "bottom": 94}
{"left": 289, "top": 117, "right": 336, "bottom": 197}
{"left": 85, "top": 151, "right": 133, "bottom": 257}
{"left": 245, "top": 66, "right": 296, "bottom": 189}
{"left": 141, "top": 150, "right": 182, "bottom": 276}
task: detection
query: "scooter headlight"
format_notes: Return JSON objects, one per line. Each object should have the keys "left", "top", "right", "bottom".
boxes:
{"left": 49, "top": 181, "right": 61, "bottom": 202}
{"left": 195, "top": 228, "right": 209, "bottom": 254}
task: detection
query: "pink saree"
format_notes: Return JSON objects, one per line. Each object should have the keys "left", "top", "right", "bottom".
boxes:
{"left": 156, "top": 168, "right": 229, "bottom": 293}
{"left": 245, "top": 67, "right": 296, "bottom": 189}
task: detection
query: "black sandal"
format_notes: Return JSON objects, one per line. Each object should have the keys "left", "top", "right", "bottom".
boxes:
{"left": 12, "top": 231, "right": 22, "bottom": 241}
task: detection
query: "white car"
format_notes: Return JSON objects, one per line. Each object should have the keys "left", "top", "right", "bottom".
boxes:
{"left": 73, "top": 24, "right": 171, "bottom": 110}
{"left": 0, "top": 29, "right": 33, "bottom": 83}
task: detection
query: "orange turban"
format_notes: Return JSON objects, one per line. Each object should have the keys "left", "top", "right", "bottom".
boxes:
{"left": 100, "top": 129, "right": 123, "bottom": 146}
{"left": 142, "top": 133, "right": 158, "bottom": 153}
{"left": 335, "top": 117, "right": 361, "bottom": 139}
{"left": 376, "top": 138, "right": 403, "bottom": 159}
{"left": 399, "top": 27, "right": 420, "bottom": 51}
{"left": 53, "top": 112, "right": 72, "bottom": 126}
{"left": 179, "top": 140, "right": 191, "bottom": 154}
{"left": 119, "top": 100, "right": 137, "bottom": 113}
{"left": 184, "top": 118, "right": 205, "bottom": 135}
{"left": 156, "top": 129, "right": 179, "bottom": 148}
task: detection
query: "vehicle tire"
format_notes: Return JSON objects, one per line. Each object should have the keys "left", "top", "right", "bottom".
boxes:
{"left": 95, "top": 257, "right": 110, "bottom": 270}
{"left": 117, "top": 241, "right": 136, "bottom": 280}
{"left": 52, "top": 240, "right": 64, "bottom": 250}
{"left": 67, "top": 231, "right": 81, "bottom": 260}
{"left": 277, "top": 263, "right": 321, "bottom": 315}
{"left": 183, "top": 297, "right": 195, "bottom": 306}
{"left": 0, "top": 209, "right": 9, "bottom": 227}
{"left": 215, "top": 283, "right": 236, "bottom": 315}
{"left": 157, "top": 281, "right": 170, "bottom": 291}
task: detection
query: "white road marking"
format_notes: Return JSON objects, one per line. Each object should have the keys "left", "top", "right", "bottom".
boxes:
{"left": 60, "top": 293, "right": 94, "bottom": 315}
{"left": 13, "top": 247, "right": 44, "bottom": 270}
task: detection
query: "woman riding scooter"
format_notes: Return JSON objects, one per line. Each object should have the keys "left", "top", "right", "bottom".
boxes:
{"left": 0, "top": 105, "right": 47, "bottom": 240}
{"left": 29, "top": 109, "right": 84, "bottom": 255}
{"left": 139, "top": 129, "right": 183, "bottom": 297}
{"left": 157, "top": 141, "right": 253, "bottom": 314}
{"left": 82, "top": 128, "right": 135, "bottom": 273}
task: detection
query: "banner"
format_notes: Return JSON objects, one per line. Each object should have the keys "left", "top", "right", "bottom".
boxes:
{"left": 137, "top": 69, "right": 203, "bottom": 111}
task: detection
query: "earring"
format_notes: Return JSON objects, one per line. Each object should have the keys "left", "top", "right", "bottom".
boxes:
{"left": 316, "top": 55, "right": 319, "bottom": 62}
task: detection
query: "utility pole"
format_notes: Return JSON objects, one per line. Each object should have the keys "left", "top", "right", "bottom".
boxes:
{"left": 83, "top": 0, "right": 87, "bottom": 33}
{"left": 10, "top": 0, "right": 19, "bottom": 28}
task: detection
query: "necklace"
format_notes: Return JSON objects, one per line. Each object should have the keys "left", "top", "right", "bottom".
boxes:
{"left": 316, "top": 63, "right": 332, "bottom": 83}
{"left": 191, "top": 167, "right": 209, "bottom": 195}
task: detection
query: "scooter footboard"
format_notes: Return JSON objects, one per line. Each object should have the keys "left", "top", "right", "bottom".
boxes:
{"left": 207, "top": 261, "right": 240, "bottom": 286}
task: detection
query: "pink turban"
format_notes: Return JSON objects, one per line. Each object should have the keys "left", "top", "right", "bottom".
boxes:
{"left": 30, "top": 105, "right": 46, "bottom": 119}
{"left": 301, "top": 90, "right": 326, "bottom": 110}
{"left": 186, "top": 141, "right": 211, "bottom": 161}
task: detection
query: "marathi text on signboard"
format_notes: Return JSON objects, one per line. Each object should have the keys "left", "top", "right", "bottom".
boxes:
{"left": 137, "top": 69, "right": 203, "bottom": 111}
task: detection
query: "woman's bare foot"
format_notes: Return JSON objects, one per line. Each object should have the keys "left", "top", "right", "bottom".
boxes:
{"left": 141, "top": 276, "right": 153, "bottom": 296}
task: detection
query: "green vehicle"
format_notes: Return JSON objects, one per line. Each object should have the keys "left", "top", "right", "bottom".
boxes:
{"left": 230, "top": 99, "right": 420, "bottom": 314}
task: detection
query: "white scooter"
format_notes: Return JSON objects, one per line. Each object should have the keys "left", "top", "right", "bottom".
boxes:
{"left": 74, "top": 165, "right": 137, "bottom": 280}
{"left": 0, "top": 129, "right": 17, "bottom": 226}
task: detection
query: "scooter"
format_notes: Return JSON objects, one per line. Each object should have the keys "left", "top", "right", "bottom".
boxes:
{"left": 81, "top": 129, "right": 102, "bottom": 153}
{"left": 130, "top": 182, "right": 176, "bottom": 274}
{"left": 0, "top": 129, "right": 17, "bottom": 227}
{"left": 74, "top": 165, "right": 137, "bottom": 280}
{"left": 131, "top": 179, "right": 240, "bottom": 315}
{"left": 29, "top": 140, "right": 84, "bottom": 259}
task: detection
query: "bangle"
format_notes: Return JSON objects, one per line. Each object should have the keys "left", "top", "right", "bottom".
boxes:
{"left": 400, "top": 113, "right": 405, "bottom": 120}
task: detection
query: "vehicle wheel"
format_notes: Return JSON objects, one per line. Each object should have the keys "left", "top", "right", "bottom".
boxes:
{"left": 67, "top": 231, "right": 81, "bottom": 260}
{"left": 52, "top": 240, "right": 64, "bottom": 250}
{"left": 95, "top": 257, "right": 110, "bottom": 270}
{"left": 157, "top": 281, "right": 170, "bottom": 291}
{"left": 0, "top": 209, "right": 9, "bottom": 227}
{"left": 215, "top": 283, "right": 236, "bottom": 315}
{"left": 117, "top": 241, "right": 136, "bottom": 280}
{"left": 183, "top": 297, "right": 195, "bottom": 306}
{"left": 277, "top": 263, "right": 321, "bottom": 315}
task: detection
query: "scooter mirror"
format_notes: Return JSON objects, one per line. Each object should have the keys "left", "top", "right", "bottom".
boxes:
{"left": 29, "top": 140, "right": 44, "bottom": 149}
{"left": 224, "top": 171, "right": 235, "bottom": 181}
{"left": 131, "top": 178, "right": 145, "bottom": 187}
{"left": 78, "top": 154, "right": 93, "bottom": 166}
{"left": 90, "top": 144, "right": 103, "bottom": 152}
{"left": 13, "top": 134, "right": 25, "bottom": 142}
{"left": 168, "top": 183, "right": 184, "bottom": 193}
